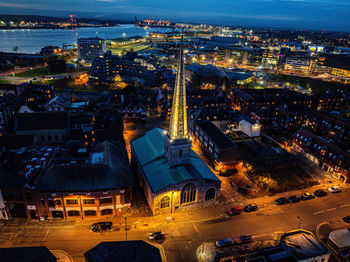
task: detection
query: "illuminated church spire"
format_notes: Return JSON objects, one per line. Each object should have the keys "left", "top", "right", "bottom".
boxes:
{"left": 164, "top": 33, "right": 191, "bottom": 167}
{"left": 168, "top": 35, "right": 188, "bottom": 140}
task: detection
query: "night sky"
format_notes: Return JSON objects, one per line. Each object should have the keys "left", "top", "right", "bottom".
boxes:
{"left": 0, "top": 0, "right": 349, "bottom": 31}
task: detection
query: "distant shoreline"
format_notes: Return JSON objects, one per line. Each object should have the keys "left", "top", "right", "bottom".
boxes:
{"left": 0, "top": 25, "right": 119, "bottom": 31}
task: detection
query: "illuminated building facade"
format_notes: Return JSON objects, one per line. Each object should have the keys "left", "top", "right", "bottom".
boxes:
{"left": 78, "top": 37, "right": 106, "bottom": 62}
{"left": 131, "top": 40, "right": 221, "bottom": 215}
{"left": 293, "top": 128, "right": 350, "bottom": 183}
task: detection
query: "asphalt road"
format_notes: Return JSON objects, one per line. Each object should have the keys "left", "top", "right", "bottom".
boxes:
{"left": 0, "top": 188, "right": 349, "bottom": 262}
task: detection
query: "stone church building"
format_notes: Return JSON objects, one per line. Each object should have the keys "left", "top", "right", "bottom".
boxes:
{"left": 131, "top": 39, "right": 221, "bottom": 215}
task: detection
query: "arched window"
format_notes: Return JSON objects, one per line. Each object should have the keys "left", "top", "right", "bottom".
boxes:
{"left": 160, "top": 196, "right": 170, "bottom": 209}
{"left": 205, "top": 188, "right": 216, "bottom": 201}
{"left": 181, "top": 183, "right": 196, "bottom": 204}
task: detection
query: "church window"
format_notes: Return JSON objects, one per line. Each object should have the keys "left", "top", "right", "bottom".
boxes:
{"left": 179, "top": 150, "right": 182, "bottom": 157}
{"left": 205, "top": 188, "right": 215, "bottom": 201}
{"left": 160, "top": 196, "right": 170, "bottom": 208}
{"left": 181, "top": 183, "right": 196, "bottom": 204}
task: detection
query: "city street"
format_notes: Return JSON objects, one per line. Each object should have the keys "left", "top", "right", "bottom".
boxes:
{"left": 0, "top": 184, "right": 349, "bottom": 262}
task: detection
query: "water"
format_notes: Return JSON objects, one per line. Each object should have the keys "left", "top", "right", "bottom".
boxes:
{"left": 0, "top": 24, "right": 174, "bottom": 54}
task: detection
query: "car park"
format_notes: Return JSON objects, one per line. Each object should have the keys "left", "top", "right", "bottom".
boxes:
{"left": 301, "top": 192, "right": 315, "bottom": 200}
{"left": 314, "top": 189, "right": 328, "bottom": 197}
{"left": 342, "top": 216, "right": 350, "bottom": 223}
{"left": 328, "top": 186, "right": 342, "bottom": 193}
{"left": 275, "top": 197, "right": 289, "bottom": 205}
{"left": 288, "top": 195, "right": 301, "bottom": 203}
{"left": 91, "top": 221, "right": 112, "bottom": 232}
{"left": 148, "top": 232, "right": 165, "bottom": 240}
{"left": 234, "top": 235, "right": 253, "bottom": 245}
{"left": 243, "top": 204, "right": 258, "bottom": 212}
{"left": 226, "top": 207, "right": 242, "bottom": 217}
{"left": 216, "top": 238, "right": 233, "bottom": 248}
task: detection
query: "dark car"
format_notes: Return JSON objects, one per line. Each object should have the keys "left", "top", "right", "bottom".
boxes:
{"left": 234, "top": 235, "right": 253, "bottom": 245}
{"left": 91, "top": 221, "right": 112, "bottom": 232}
{"left": 226, "top": 207, "right": 242, "bottom": 216}
{"left": 148, "top": 232, "right": 165, "bottom": 240}
{"left": 288, "top": 195, "right": 301, "bottom": 203}
{"left": 314, "top": 189, "right": 328, "bottom": 197}
{"left": 342, "top": 216, "right": 350, "bottom": 223}
{"left": 275, "top": 197, "right": 289, "bottom": 205}
{"left": 301, "top": 192, "right": 315, "bottom": 200}
{"left": 244, "top": 204, "right": 258, "bottom": 212}
{"left": 216, "top": 238, "right": 233, "bottom": 248}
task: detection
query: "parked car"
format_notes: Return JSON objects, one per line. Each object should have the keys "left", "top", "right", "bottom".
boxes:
{"left": 288, "top": 195, "right": 301, "bottom": 203}
{"left": 342, "top": 216, "right": 350, "bottom": 223}
{"left": 275, "top": 197, "right": 289, "bottom": 205}
{"left": 226, "top": 207, "right": 242, "bottom": 217}
{"left": 216, "top": 238, "right": 233, "bottom": 248}
{"left": 234, "top": 235, "right": 253, "bottom": 245}
{"left": 328, "top": 186, "right": 342, "bottom": 193}
{"left": 314, "top": 189, "right": 328, "bottom": 197}
{"left": 244, "top": 204, "right": 258, "bottom": 212}
{"left": 148, "top": 232, "right": 165, "bottom": 240}
{"left": 91, "top": 221, "right": 112, "bottom": 232}
{"left": 301, "top": 192, "right": 315, "bottom": 200}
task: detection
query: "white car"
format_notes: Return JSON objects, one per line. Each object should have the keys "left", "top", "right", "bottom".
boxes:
{"left": 328, "top": 186, "right": 342, "bottom": 193}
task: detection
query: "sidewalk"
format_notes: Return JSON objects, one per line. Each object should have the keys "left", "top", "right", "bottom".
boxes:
{"left": 5, "top": 181, "right": 349, "bottom": 231}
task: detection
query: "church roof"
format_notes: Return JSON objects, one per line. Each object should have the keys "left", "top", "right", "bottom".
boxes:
{"left": 131, "top": 128, "right": 220, "bottom": 193}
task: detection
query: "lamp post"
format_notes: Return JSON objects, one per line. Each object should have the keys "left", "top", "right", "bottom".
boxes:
{"left": 78, "top": 196, "right": 83, "bottom": 220}
{"left": 297, "top": 216, "right": 302, "bottom": 229}
{"left": 125, "top": 216, "right": 127, "bottom": 240}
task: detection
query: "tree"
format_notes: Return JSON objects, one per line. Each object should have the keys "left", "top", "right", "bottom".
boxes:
{"left": 47, "top": 56, "right": 67, "bottom": 73}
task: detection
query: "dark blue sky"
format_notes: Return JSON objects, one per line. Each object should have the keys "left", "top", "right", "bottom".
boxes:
{"left": 0, "top": 0, "right": 349, "bottom": 31}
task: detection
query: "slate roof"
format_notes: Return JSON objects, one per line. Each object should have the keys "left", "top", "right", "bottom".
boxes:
{"left": 84, "top": 241, "right": 162, "bottom": 262}
{"left": 15, "top": 112, "right": 68, "bottom": 131}
{"left": 131, "top": 128, "right": 220, "bottom": 193}
{"left": 196, "top": 121, "right": 237, "bottom": 150}
{"left": 0, "top": 246, "right": 56, "bottom": 262}
{"left": 37, "top": 164, "right": 131, "bottom": 192}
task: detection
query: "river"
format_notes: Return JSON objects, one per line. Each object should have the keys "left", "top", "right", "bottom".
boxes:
{"left": 0, "top": 24, "right": 174, "bottom": 54}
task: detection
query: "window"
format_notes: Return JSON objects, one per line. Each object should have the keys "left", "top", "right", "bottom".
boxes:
{"left": 68, "top": 210, "right": 80, "bottom": 216}
{"left": 66, "top": 199, "right": 78, "bottom": 205}
{"left": 180, "top": 183, "right": 196, "bottom": 204}
{"left": 205, "top": 188, "right": 216, "bottom": 201}
{"left": 100, "top": 198, "right": 112, "bottom": 204}
{"left": 160, "top": 196, "right": 170, "bottom": 208}
{"left": 54, "top": 199, "right": 62, "bottom": 206}
{"left": 83, "top": 199, "right": 95, "bottom": 205}
{"left": 84, "top": 210, "right": 97, "bottom": 216}
{"left": 101, "top": 209, "right": 113, "bottom": 215}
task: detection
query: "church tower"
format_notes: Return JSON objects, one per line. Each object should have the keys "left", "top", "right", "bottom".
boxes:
{"left": 164, "top": 35, "right": 192, "bottom": 167}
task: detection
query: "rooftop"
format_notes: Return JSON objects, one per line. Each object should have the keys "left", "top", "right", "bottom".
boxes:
{"left": 0, "top": 246, "right": 56, "bottom": 262}
{"left": 196, "top": 121, "right": 237, "bottom": 150}
{"left": 14, "top": 111, "right": 68, "bottom": 131}
{"left": 280, "top": 230, "right": 329, "bottom": 260}
{"left": 84, "top": 240, "right": 161, "bottom": 262}
{"left": 131, "top": 128, "right": 220, "bottom": 193}
{"left": 328, "top": 229, "right": 350, "bottom": 249}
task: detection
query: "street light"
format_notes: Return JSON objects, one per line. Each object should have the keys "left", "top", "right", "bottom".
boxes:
{"left": 297, "top": 216, "right": 302, "bottom": 229}
{"left": 125, "top": 216, "right": 127, "bottom": 240}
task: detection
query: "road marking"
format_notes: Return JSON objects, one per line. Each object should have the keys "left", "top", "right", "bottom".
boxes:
{"left": 314, "top": 211, "right": 325, "bottom": 215}
{"left": 339, "top": 204, "right": 350, "bottom": 208}
{"left": 326, "top": 208, "right": 337, "bottom": 212}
